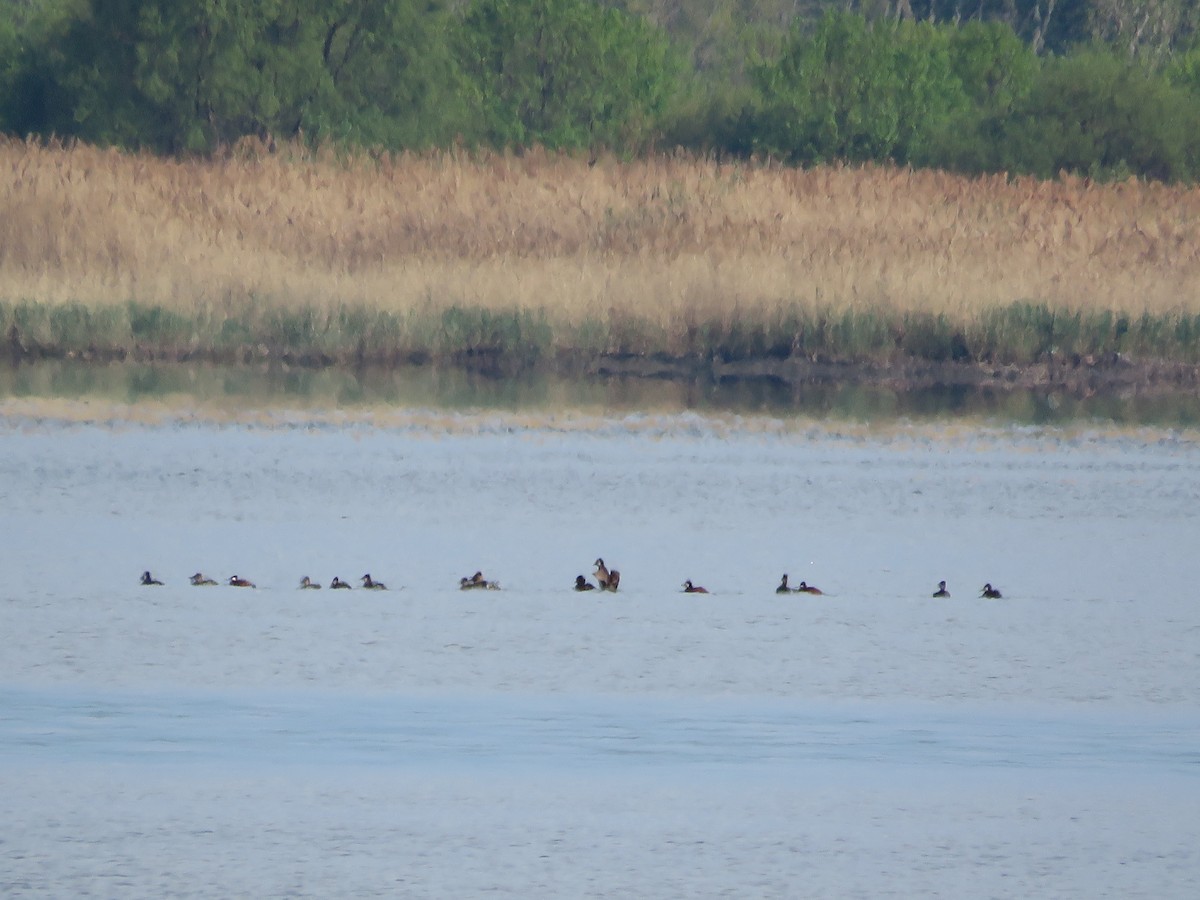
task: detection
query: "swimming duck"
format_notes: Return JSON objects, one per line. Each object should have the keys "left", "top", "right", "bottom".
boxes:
{"left": 932, "top": 580, "right": 950, "bottom": 598}
{"left": 594, "top": 558, "right": 620, "bottom": 592}
{"left": 190, "top": 573, "right": 218, "bottom": 586}
{"left": 980, "top": 583, "right": 1002, "bottom": 599}
{"left": 299, "top": 576, "right": 321, "bottom": 589}
{"left": 228, "top": 575, "right": 255, "bottom": 588}
{"left": 796, "top": 581, "right": 824, "bottom": 595}
{"left": 574, "top": 575, "right": 596, "bottom": 591}
{"left": 682, "top": 580, "right": 709, "bottom": 594}
{"left": 140, "top": 571, "right": 163, "bottom": 586}
{"left": 459, "top": 573, "right": 500, "bottom": 590}
{"left": 360, "top": 574, "right": 387, "bottom": 590}
{"left": 330, "top": 577, "right": 352, "bottom": 589}
{"left": 776, "top": 574, "right": 794, "bottom": 594}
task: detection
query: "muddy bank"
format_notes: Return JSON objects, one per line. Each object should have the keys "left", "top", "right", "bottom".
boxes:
{"left": 5, "top": 331, "right": 1200, "bottom": 400}
{"left": 584, "top": 351, "right": 1200, "bottom": 397}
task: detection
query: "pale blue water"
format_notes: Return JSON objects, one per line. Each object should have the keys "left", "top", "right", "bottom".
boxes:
{"left": 2, "top": 415, "right": 1198, "bottom": 897}
{"left": 3, "top": 688, "right": 1198, "bottom": 776}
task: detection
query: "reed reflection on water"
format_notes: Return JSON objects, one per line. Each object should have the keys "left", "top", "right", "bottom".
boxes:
{"left": 2, "top": 359, "right": 1199, "bottom": 428}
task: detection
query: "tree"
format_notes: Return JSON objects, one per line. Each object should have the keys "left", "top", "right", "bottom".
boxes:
{"left": 751, "top": 11, "right": 967, "bottom": 164}
{"left": 917, "top": 19, "right": 1038, "bottom": 171}
{"left": 1089, "top": 0, "right": 1200, "bottom": 69}
{"left": 972, "top": 50, "right": 1200, "bottom": 181}
{"left": 296, "top": 0, "right": 470, "bottom": 148}
{"left": 457, "top": 0, "right": 679, "bottom": 150}
{"left": 0, "top": 9, "right": 21, "bottom": 132}
{"left": 1164, "top": 43, "right": 1200, "bottom": 96}
{"left": 15, "top": 0, "right": 465, "bottom": 153}
{"left": 834, "top": 0, "right": 1092, "bottom": 55}
{"left": 947, "top": 20, "right": 1038, "bottom": 112}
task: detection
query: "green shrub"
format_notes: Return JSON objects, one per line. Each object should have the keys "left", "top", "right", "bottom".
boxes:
{"left": 962, "top": 51, "right": 1200, "bottom": 182}
{"left": 751, "top": 11, "right": 967, "bottom": 165}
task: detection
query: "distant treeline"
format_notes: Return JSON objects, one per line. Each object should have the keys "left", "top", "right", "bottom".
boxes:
{"left": 2, "top": 0, "right": 1200, "bottom": 181}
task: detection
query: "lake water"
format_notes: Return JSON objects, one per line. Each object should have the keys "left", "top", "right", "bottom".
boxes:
{"left": 1, "top": 368, "right": 1198, "bottom": 897}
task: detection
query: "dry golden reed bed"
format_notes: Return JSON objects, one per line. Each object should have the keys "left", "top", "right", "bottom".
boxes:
{"left": 2, "top": 137, "right": 1200, "bottom": 364}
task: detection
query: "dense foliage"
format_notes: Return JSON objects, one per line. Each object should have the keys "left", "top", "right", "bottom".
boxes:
{"left": 750, "top": 12, "right": 969, "bottom": 164}
{"left": 1, "top": 0, "right": 469, "bottom": 151}
{"left": 2, "top": 0, "right": 1200, "bottom": 181}
{"left": 458, "top": 0, "right": 677, "bottom": 150}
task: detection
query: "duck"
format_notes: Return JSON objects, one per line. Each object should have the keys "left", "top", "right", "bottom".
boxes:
{"left": 796, "top": 581, "right": 824, "bottom": 595}
{"left": 140, "top": 571, "right": 163, "bottom": 586}
{"left": 299, "top": 576, "right": 321, "bottom": 590}
{"left": 932, "top": 580, "right": 950, "bottom": 598}
{"left": 682, "top": 580, "right": 709, "bottom": 594}
{"left": 594, "top": 558, "right": 620, "bottom": 592}
{"left": 360, "top": 574, "right": 387, "bottom": 590}
{"left": 776, "top": 574, "right": 794, "bottom": 594}
{"left": 330, "top": 577, "right": 352, "bottom": 589}
{"left": 574, "top": 575, "right": 596, "bottom": 591}
{"left": 980, "top": 583, "right": 1003, "bottom": 599}
{"left": 228, "top": 575, "right": 255, "bottom": 588}
{"left": 460, "top": 573, "right": 500, "bottom": 590}
{"left": 190, "top": 573, "right": 218, "bottom": 586}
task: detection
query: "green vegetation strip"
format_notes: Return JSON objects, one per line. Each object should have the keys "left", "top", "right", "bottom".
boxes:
{"left": 4, "top": 300, "right": 1200, "bottom": 370}
{"left": 7, "top": 4, "right": 1200, "bottom": 183}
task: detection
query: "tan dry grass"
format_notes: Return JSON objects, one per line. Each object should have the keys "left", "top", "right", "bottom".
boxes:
{"left": 2, "top": 138, "right": 1200, "bottom": 333}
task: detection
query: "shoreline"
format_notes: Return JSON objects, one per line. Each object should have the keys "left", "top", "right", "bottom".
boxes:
{"left": 4, "top": 338, "right": 1200, "bottom": 399}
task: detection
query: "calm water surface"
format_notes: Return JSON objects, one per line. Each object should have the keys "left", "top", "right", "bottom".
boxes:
{"left": 1, "top": 373, "right": 1198, "bottom": 898}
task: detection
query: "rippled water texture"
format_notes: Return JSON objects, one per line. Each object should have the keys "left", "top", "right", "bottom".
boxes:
{"left": 1, "top": 411, "right": 1198, "bottom": 897}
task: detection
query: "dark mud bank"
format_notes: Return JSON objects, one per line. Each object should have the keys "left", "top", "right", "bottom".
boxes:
{"left": 585, "top": 352, "right": 1200, "bottom": 397}
{"left": 7, "top": 335, "right": 1200, "bottom": 399}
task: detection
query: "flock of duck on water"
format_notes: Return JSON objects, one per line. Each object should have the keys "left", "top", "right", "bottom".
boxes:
{"left": 140, "top": 559, "right": 1004, "bottom": 599}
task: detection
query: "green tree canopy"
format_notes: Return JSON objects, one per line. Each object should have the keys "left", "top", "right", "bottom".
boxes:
{"left": 970, "top": 50, "right": 1200, "bottom": 181}
{"left": 751, "top": 10, "right": 967, "bottom": 164}
{"left": 457, "top": 0, "right": 679, "bottom": 150}
{"left": 1165, "top": 43, "right": 1200, "bottom": 96}
{"left": 17, "top": 0, "right": 465, "bottom": 153}
{"left": 946, "top": 20, "right": 1038, "bottom": 113}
